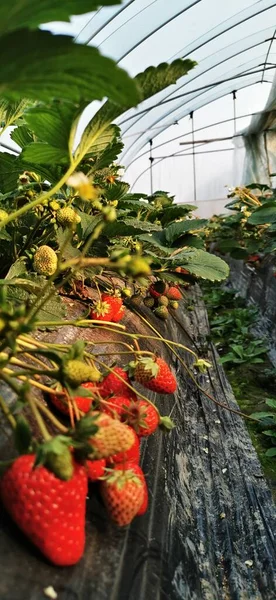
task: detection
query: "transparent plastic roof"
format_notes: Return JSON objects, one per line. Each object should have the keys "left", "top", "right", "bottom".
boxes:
{"left": 34, "top": 1, "right": 276, "bottom": 210}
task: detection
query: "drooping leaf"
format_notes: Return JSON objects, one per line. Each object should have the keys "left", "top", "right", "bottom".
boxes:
{"left": 135, "top": 59, "right": 197, "bottom": 99}
{"left": 247, "top": 202, "right": 276, "bottom": 225}
{"left": 169, "top": 249, "right": 229, "bottom": 282}
{"left": 164, "top": 219, "right": 207, "bottom": 245}
{"left": 91, "top": 59, "right": 197, "bottom": 133}
{"left": 0, "top": 1, "right": 123, "bottom": 35}
{"left": 0, "top": 30, "right": 140, "bottom": 106}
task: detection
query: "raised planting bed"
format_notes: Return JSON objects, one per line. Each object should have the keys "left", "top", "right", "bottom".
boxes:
{"left": 0, "top": 288, "right": 275, "bottom": 600}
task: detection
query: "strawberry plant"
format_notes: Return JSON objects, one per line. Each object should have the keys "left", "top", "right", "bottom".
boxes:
{"left": 0, "top": 0, "right": 233, "bottom": 568}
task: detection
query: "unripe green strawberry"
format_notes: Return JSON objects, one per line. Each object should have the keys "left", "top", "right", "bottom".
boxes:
{"left": 33, "top": 245, "right": 58, "bottom": 276}
{"left": 155, "top": 306, "right": 169, "bottom": 320}
{"left": 0, "top": 209, "right": 8, "bottom": 222}
{"left": 170, "top": 300, "right": 179, "bottom": 310}
{"left": 57, "top": 207, "right": 81, "bottom": 227}
{"left": 46, "top": 447, "right": 73, "bottom": 481}
{"left": 121, "top": 287, "right": 132, "bottom": 298}
{"left": 63, "top": 360, "right": 101, "bottom": 388}
{"left": 143, "top": 296, "right": 155, "bottom": 308}
{"left": 158, "top": 295, "right": 169, "bottom": 307}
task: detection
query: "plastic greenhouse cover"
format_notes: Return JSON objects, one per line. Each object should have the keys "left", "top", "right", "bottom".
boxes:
{"left": 18, "top": 1, "right": 276, "bottom": 208}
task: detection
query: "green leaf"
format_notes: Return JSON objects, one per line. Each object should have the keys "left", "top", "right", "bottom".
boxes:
{"left": 21, "top": 143, "right": 69, "bottom": 165}
{"left": 0, "top": 1, "right": 123, "bottom": 35}
{"left": 164, "top": 219, "right": 207, "bottom": 245}
{"left": 93, "top": 59, "right": 197, "bottom": 131}
{"left": 160, "top": 204, "right": 197, "bottom": 226}
{"left": 139, "top": 233, "right": 172, "bottom": 255}
{"left": 0, "top": 229, "right": 11, "bottom": 241}
{"left": 5, "top": 258, "right": 27, "bottom": 278}
{"left": 247, "top": 202, "right": 276, "bottom": 225}
{"left": 104, "top": 181, "right": 130, "bottom": 202}
{"left": 92, "top": 139, "right": 124, "bottom": 170}
{"left": 169, "top": 249, "right": 229, "bottom": 282}
{"left": 266, "top": 399, "right": 276, "bottom": 409}
{"left": 76, "top": 119, "right": 118, "bottom": 163}
{"left": 265, "top": 447, "right": 276, "bottom": 457}
{"left": 135, "top": 59, "right": 197, "bottom": 100}
{"left": 0, "top": 30, "right": 140, "bottom": 106}
{"left": 250, "top": 412, "right": 275, "bottom": 419}
{"left": 0, "top": 152, "right": 21, "bottom": 193}
{"left": 11, "top": 125, "right": 34, "bottom": 148}
{"left": 104, "top": 219, "right": 161, "bottom": 237}
{"left": 24, "top": 102, "right": 81, "bottom": 150}
{"left": 263, "top": 430, "right": 276, "bottom": 437}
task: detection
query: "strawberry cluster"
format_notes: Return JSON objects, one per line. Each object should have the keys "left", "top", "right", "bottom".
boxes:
{"left": 90, "top": 291, "right": 125, "bottom": 323}
{"left": 143, "top": 280, "right": 184, "bottom": 320}
{"left": 0, "top": 357, "right": 176, "bottom": 567}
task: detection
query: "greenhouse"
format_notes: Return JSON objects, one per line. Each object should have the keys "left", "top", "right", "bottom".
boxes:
{"left": 0, "top": 1, "right": 275, "bottom": 599}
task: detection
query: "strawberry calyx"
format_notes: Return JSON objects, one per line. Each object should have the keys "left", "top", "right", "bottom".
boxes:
{"left": 101, "top": 466, "right": 142, "bottom": 490}
{"left": 159, "top": 416, "right": 175, "bottom": 431}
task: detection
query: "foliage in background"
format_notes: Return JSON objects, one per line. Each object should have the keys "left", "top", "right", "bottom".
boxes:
{"left": 203, "top": 283, "right": 276, "bottom": 469}
{"left": 204, "top": 184, "right": 276, "bottom": 260}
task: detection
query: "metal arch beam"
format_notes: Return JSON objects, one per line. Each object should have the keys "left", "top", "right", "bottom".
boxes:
{"left": 127, "top": 79, "right": 265, "bottom": 190}
{"left": 124, "top": 109, "right": 268, "bottom": 173}
{"left": 261, "top": 28, "right": 276, "bottom": 82}
{"left": 118, "top": 25, "right": 274, "bottom": 134}
{"left": 117, "top": 0, "right": 203, "bottom": 62}
{"left": 120, "top": 64, "right": 275, "bottom": 163}
{"left": 75, "top": 0, "right": 137, "bottom": 44}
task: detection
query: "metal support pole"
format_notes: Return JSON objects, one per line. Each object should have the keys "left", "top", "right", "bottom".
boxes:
{"left": 232, "top": 90, "right": 237, "bottom": 135}
{"left": 149, "top": 139, "right": 154, "bottom": 195}
{"left": 190, "top": 112, "right": 197, "bottom": 203}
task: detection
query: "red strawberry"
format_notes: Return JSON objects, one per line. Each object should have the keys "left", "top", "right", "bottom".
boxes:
{"left": 90, "top": 299, "right": 114, "bottom": 322}
{"left": 49, "top": 382, "right": 96, "bottom": 416}
{"left": 134, "top": 357, "right": 177, "bottom": 394}
{"left": 125, "top": 400, "right": 159, "bottom": 437}
{"left": 117, "top": 463, "right": 148, "bottom": 515}
{"left": 102, "top": 395, "right": 131, "bottom": 419}
{"left": 0, "top": 455, "right": 87, "bottom": 566}
{"left": 89, "top": 411, "right": 136, "bottom": 459}
{"left": 86, "top": 458, "right": 106, "bottom": 481}
{"left": 108, "top": 427, "right": 140, "bottom": 465}
{"left": 100, "top": 467, "right": 143, "bottom": 526}
{"left": 99, "top": 367, "right": 135, "bottom": 399}
{"left": 112, "top": 304, "right": 126, "bottom": 323}
{"left": 166, "top": 286, "right": 182, "bottom": 300}
{"left": 101, "top": 293, "right": 122, "bottom": 314}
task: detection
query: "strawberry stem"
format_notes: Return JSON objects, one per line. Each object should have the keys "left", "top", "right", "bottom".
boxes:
{"left": 26, "top": 393, "right": 51, "bottom": 441}
{"left": 0, "top": 394, "right": 16, "bottom": 429}
{"left": 33, "top": 398, "right": 68, "bottom": 433}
